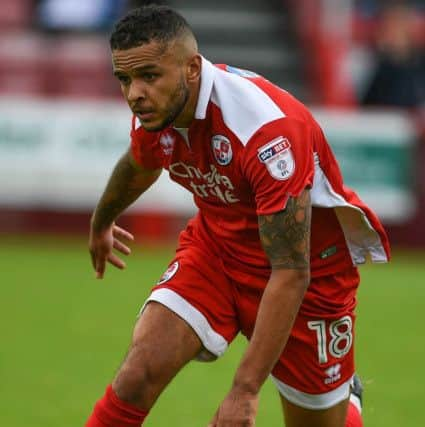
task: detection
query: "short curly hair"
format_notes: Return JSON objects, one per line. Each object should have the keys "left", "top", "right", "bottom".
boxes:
{"left": 110, "top": 5, "right": 195, "bottom": 50}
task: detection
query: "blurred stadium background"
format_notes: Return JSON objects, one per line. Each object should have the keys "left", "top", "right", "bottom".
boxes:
{"left": 0, "top": 1, "right": 424, "bottom": 426}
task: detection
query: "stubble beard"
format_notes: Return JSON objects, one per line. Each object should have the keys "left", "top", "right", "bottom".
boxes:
{"left": 144, "top": 77, "right": 190, "bottom": 132}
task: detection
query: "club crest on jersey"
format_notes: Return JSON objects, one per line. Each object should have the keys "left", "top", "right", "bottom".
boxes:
{"left": 257, "top": 137, "right": 295, "bottom": 180}
{"left": 157, "top": 261, "right": 179, "bottom": 285}
{"left": 212, "top": 135, "right": 233, "bottom": 166}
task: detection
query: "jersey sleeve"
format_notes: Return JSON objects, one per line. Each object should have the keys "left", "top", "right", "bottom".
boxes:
{"left": 241, "top": 117, "right": 314, "bottom": 216}
{"left": 130, "top": 116, "right": 164, "bottom": 170}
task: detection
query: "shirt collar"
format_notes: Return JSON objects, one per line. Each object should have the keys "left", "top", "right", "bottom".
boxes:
{"left": 194, "top": 56, "right": 215, "bottom": 120}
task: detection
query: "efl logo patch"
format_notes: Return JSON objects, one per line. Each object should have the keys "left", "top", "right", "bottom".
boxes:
{"left": 257, "top": 137, "right": 295, "bottom": 180}
{"left": 157, "top": 261, "right": 179, "bottom": 285}
{"left": 212, "top": 135, "right": 233, "bottom": 166}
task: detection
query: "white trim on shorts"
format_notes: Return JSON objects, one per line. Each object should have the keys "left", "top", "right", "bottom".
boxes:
{"left": 141, "top": 288, "right": 229, "bottom": 358}
{"left": 271, "top": 375, "right": 353, "bottom": 410}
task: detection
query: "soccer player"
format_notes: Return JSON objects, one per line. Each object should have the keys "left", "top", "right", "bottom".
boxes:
{"left": 86, "top": 5, "right": 389, "bottom": 427}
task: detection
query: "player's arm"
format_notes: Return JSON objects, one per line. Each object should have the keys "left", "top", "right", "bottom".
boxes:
{"left": 210, "top": 189, "right": 311, "bottom": 426}
{"left": 91, "top": 149, "right": 161, "bottom": 233}
{"left": 89, "top": 149, "right": 162, "bottom": 279}
{"left": 233, "top": 188, "right": 311, "bottom": 391}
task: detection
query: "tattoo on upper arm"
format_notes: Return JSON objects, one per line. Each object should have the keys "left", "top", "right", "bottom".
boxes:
{"left": 258, "top": 189, "right": 311, "bottom": 270}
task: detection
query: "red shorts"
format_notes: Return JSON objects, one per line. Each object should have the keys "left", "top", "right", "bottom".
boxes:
{"left": 142, "top": 241, "right": 360, "bottom": 410}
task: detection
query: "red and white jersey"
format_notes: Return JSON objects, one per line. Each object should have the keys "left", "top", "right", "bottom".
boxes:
{"left": 130, "top": 57, "right": 390, "bottom": 285}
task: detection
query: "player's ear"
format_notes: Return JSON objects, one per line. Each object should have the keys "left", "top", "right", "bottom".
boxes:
{"left": 186, "top": 54, "right": 202, "bottom": 84}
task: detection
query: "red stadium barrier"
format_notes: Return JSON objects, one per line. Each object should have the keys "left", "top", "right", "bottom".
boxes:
{"left": 0, "top": 0, "right": 33, "bottom": 29}
{"left": 48, "top": 36, "right": 120, "bottom": 99}
{"left": 0, "top": 33, "right": 48, "bottom": 96}
{"left": 288, "top": 0, "right": 356, "bottom": 107}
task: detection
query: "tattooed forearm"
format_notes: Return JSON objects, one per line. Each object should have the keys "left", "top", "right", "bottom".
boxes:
{"left": 91, "top": 151, "right": 161, "bottom": 232}
{"left": 258, "top": 189, "right": 311, "bottom": 269}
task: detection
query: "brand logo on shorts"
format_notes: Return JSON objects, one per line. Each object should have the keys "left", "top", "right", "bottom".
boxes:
{"left": 324, "top": 364, "right": 342, "bottom": 384}
{"left": 157, "top": 261, "right": 179, "bottom": 285}
{"left": 320, "top": 246, "right": 338, "bottom": 259}
{"left": 212, "top": 135, "right": 233, "bottom": 166}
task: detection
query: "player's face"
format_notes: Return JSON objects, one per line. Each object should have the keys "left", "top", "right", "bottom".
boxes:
{"left": 112, "top": 41, "right": 193, "bottom": 132}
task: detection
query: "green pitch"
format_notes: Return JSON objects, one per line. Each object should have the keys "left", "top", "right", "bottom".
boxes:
{"left": 0, "top": 235, "right": 424, "bottom": 426}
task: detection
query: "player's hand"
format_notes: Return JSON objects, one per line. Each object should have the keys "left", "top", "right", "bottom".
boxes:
{"left": 207, "top": 388, "right": 258, "bottom": 427}
{"left": 89, "top": 223, "right": 134, "bottom": 279}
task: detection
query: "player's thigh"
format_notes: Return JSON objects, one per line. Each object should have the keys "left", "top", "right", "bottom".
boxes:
{"left": 113, "top": 301, "right": 203, "bottom": 407}
{"left": 280, "top": 395, "right": 349, "bottom": 427}
{"left": 132, "top": 300, "right": 203, "bottom": 371}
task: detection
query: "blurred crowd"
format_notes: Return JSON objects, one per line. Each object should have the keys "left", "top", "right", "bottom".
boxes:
{"left": 1, "top": 0, "right": 164, "bottom": 33}
{"left": 34, "top": 0, "right": 166, "bottom": 33}
{"left": 0, "top": 0, "right": 166, "bottom": 99}
{"left": 0, "top": 0, "right": 423, "bottom": 108}
{"left": 0, "top": 0, "right": 423, "bottom": 243}
{"left": 354, "top": 0, "right": 424, "bottom": 108}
